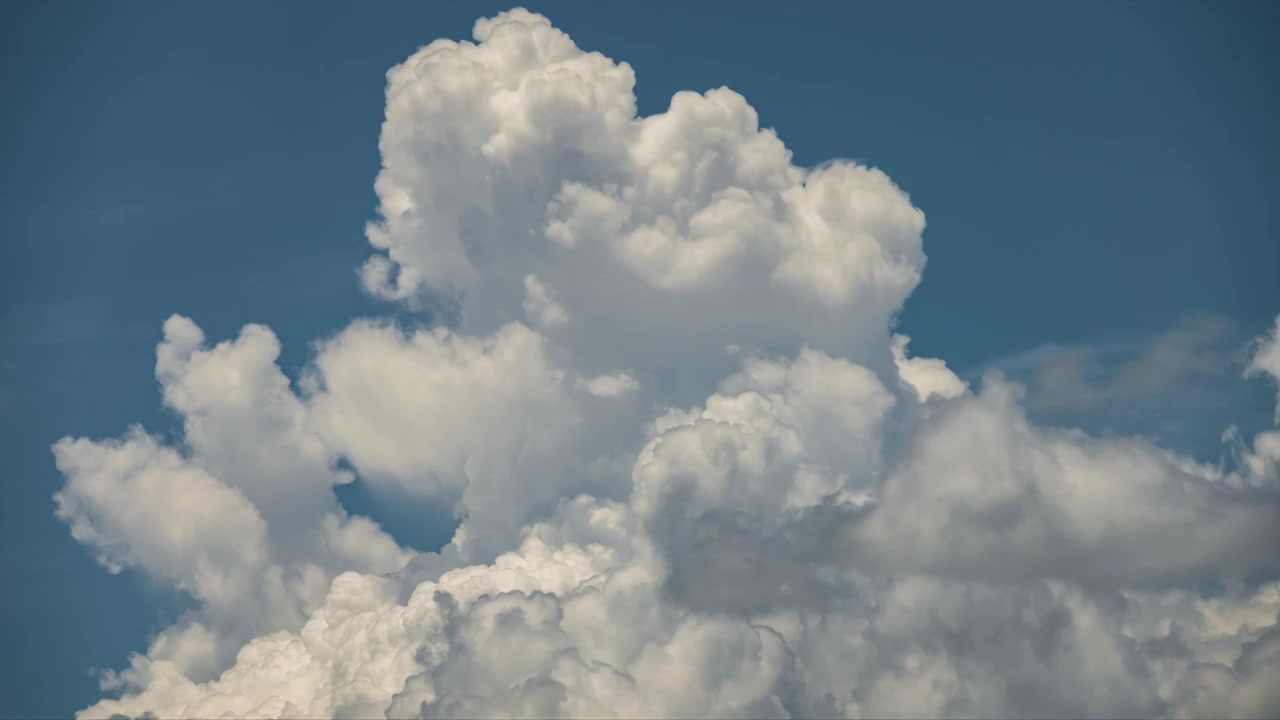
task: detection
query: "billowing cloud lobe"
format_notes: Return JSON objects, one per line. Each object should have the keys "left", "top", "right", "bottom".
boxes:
{"left": 55, "top": 9, "right": 1280, "bottom": 719}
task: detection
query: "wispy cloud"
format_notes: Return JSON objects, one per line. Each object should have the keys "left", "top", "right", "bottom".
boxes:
{"left": 976, "top": 312, "right": 1238, "bottom": 412}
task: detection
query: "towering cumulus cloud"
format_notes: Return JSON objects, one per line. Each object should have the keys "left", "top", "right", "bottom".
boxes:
{"left": 54, "top": 10, "right": 1280, "bottom": 719}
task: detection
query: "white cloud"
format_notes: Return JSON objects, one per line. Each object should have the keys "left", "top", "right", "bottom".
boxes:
{"left": 891, "top": 333, "right": 966, "bottom": 403}
{"left": 302, "top": 320, "right": 570, "bottom": 501}
{"left": 53, "top": 429, "right": 277, "bottom": 618}
{"left": 153, "top": 316, "right": 354, "bottom": 552}
{"left": 361, "top": 8, "right": 924, "bottom": 410}
{"left": 300, "top": 319, "right": 620, "bottom": 561}
{"left": 1229, "top": 315, "right": 1280, "bottom": 487}
{"left": 1246, "top": 314, "right": 1280, "bottom": 419}
{"left": 54, "top": 315, "right": 410, "bottom": 684}
{"left": 55, "top": 9, "right": 1280, "bottom": 720}
{"left": 522, "top": 274, "right": 570, "bottom": 328}
{"left": 634, "top": 348, "right": 894, "bottom": 532}
{"left": 849, "top": 374, "right": 1280, "bottom": 586}
{"left": 579, "top": 371, "right": 638, "bottom": 397}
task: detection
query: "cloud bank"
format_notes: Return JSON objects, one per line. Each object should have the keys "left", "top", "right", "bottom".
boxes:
{"left": 54, "top": 10, "right": 1280, "bottom": 719}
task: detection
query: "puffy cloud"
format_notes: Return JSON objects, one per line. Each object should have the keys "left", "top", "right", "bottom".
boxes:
{"left": 80, "top": 498, "right": 1280, "bottom": 720}
{"left": 1227, "top": 315, "right": 1280, "bottom": 487}
{"left": 1246, "top": 314, "right": 1280, "bottom": 420}
{"left": 53, "top": 429, "right": 278, "bottom": 622}
{"left": 55, "top": 8, "right": 1280, "bottom": 720}
{"left": 362, "top": 8, "right": 923, "bottom": 407}
{"left": 55, "top": 316, "right": 410, "bottom": 683}
{"left": 152, "top": 316, "right": 353, "bottom": 552}
{"left": 633, "top": 348, "right": 893, "bottom": 533}
{"left": 1171, "top": 629, "right": 1280, "bottom": 719}
{"left": 302, "top": 320, "right": 570, "bottom": 500}
{"left": 82, "top": 498, "right": 667, "bottom": 720}
{"left": 850, "top": 375, "right": 1280, "bottom": 586}
{"left": 891, "top": 333, "right": 967, "bottom": 404}
{"left": 300, "top": 319, "right": 627, "bottom": 561}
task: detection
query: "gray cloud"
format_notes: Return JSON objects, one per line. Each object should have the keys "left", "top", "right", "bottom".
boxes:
{"left": 1019, "top": 312, "right": 1234, "bottom": 412}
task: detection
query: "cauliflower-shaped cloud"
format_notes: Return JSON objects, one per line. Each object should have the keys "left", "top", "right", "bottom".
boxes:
{"left": 55, "top": 9, "right": 1280, "bottom": 720}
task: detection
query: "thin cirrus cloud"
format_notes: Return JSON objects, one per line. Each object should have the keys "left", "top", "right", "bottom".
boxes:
{"left": 50, "top": 9, "right": 1280, "bottom": 719}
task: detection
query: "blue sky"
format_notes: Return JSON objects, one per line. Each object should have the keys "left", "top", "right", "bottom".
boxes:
{"left": 1, "top": 2, "right": 1278, "bottom": 717}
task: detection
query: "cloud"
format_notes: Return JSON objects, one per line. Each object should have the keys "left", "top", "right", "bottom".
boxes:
{"left": 361, "top": 8, "right": 924, "bottom": 406}
{"left": 578, "top": 371, "right": 638, "bottom": 398}
{"left": 849, "top": 375, "right": 1280, "bottom": 586}
{"left": 54, "top": 315, "right": 411, "bottom": 682}
{"left": 522, "top": 274, "right": 570, "bottom": 329}
{"left": 53, "top": 9, "right": 1280, "bottom": 720}
{"left": 983, "top": 314, "right": 1270, "bottom": 464}
{"left": 1231, "top": 315, "right": 1280, "bottom": 486}
{"left": 1172, "top": 629, "right": 1280, "bottom": 719}
{"left": 1112, "top": 312, "right": 1232, "bottom": 397}
{"left": 1246, "top": 314, "right": 1280, "bottom": 418}
{"left": 1027, "top": 346, "right": 1107, "bottom": 409}
{"left": 891, "top": 333, "right": 967, "bottom": 403}
{"left": 1011, "top": 312, "right": 1234, "bottom": 412}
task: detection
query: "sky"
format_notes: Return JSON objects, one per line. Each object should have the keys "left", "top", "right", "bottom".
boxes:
{"left": 1, "top": 2, "right": 1279, "bottom": 718}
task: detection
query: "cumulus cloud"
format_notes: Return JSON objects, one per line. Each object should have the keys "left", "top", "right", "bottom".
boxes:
{"left": 54, "top": 9, "right": 1280, "bottom": 720}
{"left": 1230, "top": 315, "right": 1280, "bottom": 486}
{"left": 891, "top": 333, "right": 967, "bottom": 403}
{"left": 361, "top": 8, "right": 923, "bottom": 405}
{"left": 54, "top": 317, "right": 411, "bottom": 681}
{"left": 1246, "top": 314, "right": 1280, "bottom": 415}
{"left": 849, "top": 376, "right": 1280, "bottom": 585}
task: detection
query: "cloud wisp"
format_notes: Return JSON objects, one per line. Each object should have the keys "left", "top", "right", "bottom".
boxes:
{"left": 53, "top": 10, "right": 1280, "bottom": 719}
{"left": 992, "top": 311, "right": 1237, "bottom": 412}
